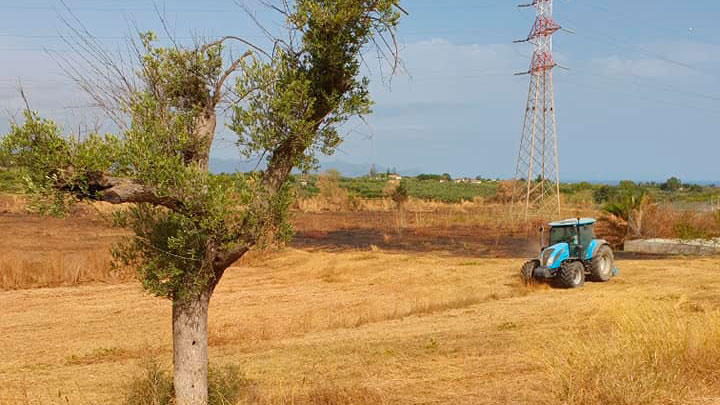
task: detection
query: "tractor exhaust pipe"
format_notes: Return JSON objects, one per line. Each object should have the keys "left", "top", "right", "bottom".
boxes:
{"left": 575, "top": 217, "right": 582, "bottom": 257}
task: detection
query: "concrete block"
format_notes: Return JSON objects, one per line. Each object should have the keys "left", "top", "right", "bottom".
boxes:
{"left": 624, "top": 238, "right": 720, "bottom": 256}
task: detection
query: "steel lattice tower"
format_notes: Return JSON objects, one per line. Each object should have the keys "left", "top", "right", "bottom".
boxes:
{"left": 512, "top": 0, "right": 563, "bottom": 218}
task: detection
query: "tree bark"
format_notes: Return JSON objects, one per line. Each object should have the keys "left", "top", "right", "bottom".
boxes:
{"left": 173, "top": 290, "right": 211, "bottom": 405}
{"left": 188, "top": 111, "right": 217, "bottom": 170}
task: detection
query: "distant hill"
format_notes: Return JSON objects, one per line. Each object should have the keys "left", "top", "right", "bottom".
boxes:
{"left": 209, "top": 157, "right": 421, "bottom": 177}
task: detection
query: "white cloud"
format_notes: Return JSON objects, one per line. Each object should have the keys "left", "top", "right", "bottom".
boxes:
{"left": 593, "top": 41, "right": 720, "bottom": 80}
{"left": 369, "top": 39, "right": 525, "bottom": 105}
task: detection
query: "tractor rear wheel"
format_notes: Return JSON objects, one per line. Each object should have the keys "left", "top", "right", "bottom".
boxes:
{"left": 521, "top": 260, "right": 540, "bottom": 285}
{"left": 556, "top": 261, "right": 585, "bottom": 289}
{"left": 589, "top": 244, "right": 614, "bottom": 282}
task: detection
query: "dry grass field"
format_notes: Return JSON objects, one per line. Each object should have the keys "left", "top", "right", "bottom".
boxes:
{"left": 3, "top": 199, "right": 720, "bottom": 404}
{"left": 3, "top": 248, "right": 720, "bottom": 404}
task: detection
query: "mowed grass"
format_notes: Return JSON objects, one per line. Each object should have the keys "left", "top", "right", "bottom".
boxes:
{"left": 0, "top": 211, "right": 131, "bottom": 290}
{"left": 3, "top": 248, "right": 720, "bottom": 404}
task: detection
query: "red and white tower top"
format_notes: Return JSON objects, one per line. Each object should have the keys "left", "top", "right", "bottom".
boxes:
{"left": 515, "top": 0, "right": 562, "bottom": 75}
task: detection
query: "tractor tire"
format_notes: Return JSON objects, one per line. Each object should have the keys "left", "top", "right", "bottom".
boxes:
{"left": 555, "top": 261, "right": 585, "bottom": 289}
{"left": 521, "top": 260, "right": 540, "bottom": 285}
{"left": 589, "top": 244, "right": 614, "bottom": 282}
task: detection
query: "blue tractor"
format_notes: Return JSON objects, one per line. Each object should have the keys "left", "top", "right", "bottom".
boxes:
{"left": 521, "top": 218, "right": 617, "bottom": 288}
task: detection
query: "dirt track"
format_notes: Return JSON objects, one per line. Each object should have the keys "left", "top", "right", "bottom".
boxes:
{"left": 292, "top": 211, "right": 538, "bottom": 257}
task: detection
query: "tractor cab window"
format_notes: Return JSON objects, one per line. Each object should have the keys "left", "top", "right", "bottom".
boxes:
{"left": 549, "top": 226, "right": 577, "bottom": 247}
{"left": 578, "top": 225, "right": 594, "bottom": 247}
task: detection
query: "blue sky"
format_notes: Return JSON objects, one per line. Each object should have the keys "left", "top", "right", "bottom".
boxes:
{"left": 1, "top": 1, "right": 719, "bottom": 181}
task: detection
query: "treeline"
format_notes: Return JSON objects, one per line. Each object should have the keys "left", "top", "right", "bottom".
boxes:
{"left": 297, "top": 171, "right": 497, "bottom": 203}
{"left": 562, "top": 177, "right": 717, "bottom": 205}
{"left": 1, "top": 165, "right": 716, "bottom": 205}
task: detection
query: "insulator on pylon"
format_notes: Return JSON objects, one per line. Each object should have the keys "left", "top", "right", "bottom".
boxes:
{"left": 529, "top": 16, "right": 561, "bottom": 39}
{"left": 518, "top": 0, "right": 551, "bottom": 7}
{"left": 530, "top": 50, "right": 556, "bottom": 73}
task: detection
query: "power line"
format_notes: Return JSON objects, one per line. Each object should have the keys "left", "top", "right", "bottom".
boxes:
{"left": 555, "top": 74, "right": 720, "bottom": 118}
{"left": 0, "top": 5, "right": 244, "bottom": 13}
{"left": 0, "top": 33, "right": 264, "bottom": 40}
{"left": 0, "top": 3, "right": 499, "bottom": 13}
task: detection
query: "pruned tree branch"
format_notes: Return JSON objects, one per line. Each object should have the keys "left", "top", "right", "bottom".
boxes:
{"left": 212, "top": 244, "right": 250, "bottom": 274}
{"left": 203, "top": 35, "right": 271, "bottom": 59}
{"left": 83, "top": 173, "right": 183, "bottom": 210}
{"left": 213, "top": 50, "right": 253, "bottom": 104}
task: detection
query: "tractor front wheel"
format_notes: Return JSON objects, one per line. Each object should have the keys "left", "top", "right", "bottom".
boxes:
{"left": 521, "top": 260, "right": 540, "bottom": 285}
{"left": 556, "top": 261, "right": 585, "bottom": 289}
{"left": 589, "top": 245, "right": 614, "bottom": 282}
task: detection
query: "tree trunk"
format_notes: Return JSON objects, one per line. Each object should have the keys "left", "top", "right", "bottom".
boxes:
{"left": 192, "top": 111, "right": 217, "bottom": 170}
{"left": 173, "top": 290, "right": 211, "bottom": 405}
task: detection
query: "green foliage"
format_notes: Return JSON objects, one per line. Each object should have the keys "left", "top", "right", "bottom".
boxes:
{"left": 560, "top": 181, "right": 594, "bottom": 195}
{"left": 1, "top": 0, "right": 401, "bottom": 304}
{"left": 592, "top": 180, "right": 648, "bottom": 220}
{"left": 660, "top": 176, "right": 682, "bottom": 192}
{"left": 139, "top": 31, "right": 222, "bottom": 113}
{"left": 415, "top": 173, "right": 451, "bottom": 181}
{"left": 208, "top": 364, "right": 256, "bottom": 405}
{"left": 674, "top": 221, "right": 710, "bottom": 240}
{"left": 390, "top": 180, "right": 409, "bottom": 206}
{"left": 590, "top": 180, "right": 716, "bottom": 206}
{"left": 297, "top": 176, "right": 496, "bottom": 203}
{"left": 592, "top": 185, "right": 614, "bottom": 204}
{"left": 0, "top": 38, "right": 271, "bottom": 300}
{"left": 603, "top": 194, "right": 648, "bottom": 222}
{"left": 232, "top": 0, "right": 399, "bottom": 171}
{"left": 126, "top": 359, "right": 254, "bottom": 405}
{"left": 126, "top": 358, "right": 174, "bottom": 405}
{"left": 0, "top": 168, "right": 25, "bottom": 193}
{"left": 0, "top": 111, "right": 120, "bottom": 214}
{"left": 686, "top": 184, "right": 703, "bottom": 193}
{"left": 231, "top": 50, "right": 320, "bottom": 170}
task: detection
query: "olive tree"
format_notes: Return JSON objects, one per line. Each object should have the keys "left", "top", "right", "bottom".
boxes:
{"left": 1, "top": 1, "right": 403, "bottom": 404}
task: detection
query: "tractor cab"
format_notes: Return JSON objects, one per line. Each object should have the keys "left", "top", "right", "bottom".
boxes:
{"left": 547, "top": 218, "right": 596, "bottom": 258}
{"left": 521, "top": 217, "right": 616, "bottom": 289}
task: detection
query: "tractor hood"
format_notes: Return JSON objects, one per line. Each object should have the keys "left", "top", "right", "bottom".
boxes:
{"left": 539, "top": 242, "right": 570, "bottom": 269}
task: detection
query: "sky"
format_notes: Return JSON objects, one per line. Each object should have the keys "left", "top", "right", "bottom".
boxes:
{"left": 1, "top": 0, "right": 720, "bottom": 182}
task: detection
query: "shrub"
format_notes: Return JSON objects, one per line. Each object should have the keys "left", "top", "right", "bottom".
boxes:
{"left": 316, "top": 170, "right": 350, "bottom": 210}
{"left": 126, "top": 359, "right": 255, "bottom": 405}
{"left": 673, "top": 212, "right": 718, "bottom": 240}
{"left": 674, "top": 221, "right": 710, "bottom": 240}
{"left": 390, "top": 181, "right": 409, "bottom": 207}
{"left": 0, "top": 168, "right": 24, "bottom": 194}
{"left": 126, "top": 358, "right": 173, "bottom": 405}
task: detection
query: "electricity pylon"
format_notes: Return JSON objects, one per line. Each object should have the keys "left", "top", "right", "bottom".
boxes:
{"left": 512, "top": 0, "right": 566, "bottom": 218}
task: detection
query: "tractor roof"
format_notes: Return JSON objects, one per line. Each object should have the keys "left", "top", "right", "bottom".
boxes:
{"left": 549, "top": 218, "right": 596, "bottom": 227}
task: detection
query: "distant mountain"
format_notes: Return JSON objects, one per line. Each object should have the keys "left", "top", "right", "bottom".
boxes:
{"left": 209, "top": 157, "right": 719, "bottom": 184}
{"left": 209, "top": 158, "right": 257, "bottom": 174}
{"left": 209, "top": 156, "right": 421, "bottom": 177}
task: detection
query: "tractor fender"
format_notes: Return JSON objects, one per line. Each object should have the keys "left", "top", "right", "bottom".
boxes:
{"left": 586, "top": 239, "right": 609, "bottom": 260}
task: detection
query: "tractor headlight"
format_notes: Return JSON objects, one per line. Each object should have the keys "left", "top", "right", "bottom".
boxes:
{"left": 542, "top": 250, "right": 554, "bottom": 267}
